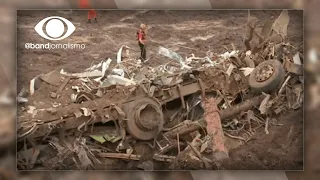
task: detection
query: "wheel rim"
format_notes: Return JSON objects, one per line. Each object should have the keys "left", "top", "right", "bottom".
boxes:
{"left": 135, "top": 104, "right": 161, "bottom": 131}
{"left": 255, "top": 64, "right": 275, "bottom": 82}
{"left": 126, "top": 97, "right": 164, "bottom": 140}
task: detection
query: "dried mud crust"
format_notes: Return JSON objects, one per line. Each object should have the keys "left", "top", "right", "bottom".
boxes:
{"left": 222, "top": 109, "right": 303, "bottom": 170}
{"left": 17, "top": 10, "right": 303, "bottom": 170}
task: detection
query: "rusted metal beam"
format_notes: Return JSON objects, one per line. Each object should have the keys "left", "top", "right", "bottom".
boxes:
{"left": 160, "top": 82, "right": 204, "bottom": 104}
{"left": 163, "top": 120, "right": 206, "bottom": 138}
{"left": 220, "top": 94, "right": 266, "bottom": 120}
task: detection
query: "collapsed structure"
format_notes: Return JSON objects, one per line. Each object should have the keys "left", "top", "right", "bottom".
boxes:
{"left": 17, "top": 10, "right": 303, "bottom": 170}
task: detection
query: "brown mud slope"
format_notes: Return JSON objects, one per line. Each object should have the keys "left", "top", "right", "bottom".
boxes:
{"left": 17, "top": 10, "right": 303, "bottom": 170}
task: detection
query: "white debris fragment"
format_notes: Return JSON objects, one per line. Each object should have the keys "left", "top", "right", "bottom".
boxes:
{"left": 74, "top": 110, "right": 83, "bottom": 118}
{"left": 240, "top": 67, "right": 255, "bottom": 76}
{"left": 117, "top": 45, "right": 124, "bottom": 64}
{"left": 29, "top": 77, "right": 36, "bottom": 95}
{"left": 226, "top": 64, "right": 236, "bottom": 76}
{"left": 112, "top": 69, "right": 125, "bottom": 77}
{"left": 185, "top": 54, "right": 195, "bottom": 64}
{"left": 94, "top": 77, "right": 103, "bottom": 83}
{"left": 221, "top": 103, "right": 228, "bottom": 109}
{"left": 245, "top": 50, "right": 252, "bottom": 56}
{"left": 107, "top": 75, "right": 136, "bottom": 86}
{"left": 101, "top": 75, "right": 136, "bottom": 87}
{"left": 158, "top": 46, "right": 191, "bottom": 69}
{"left": 79, "top": 78, "right": 89, "bottom": 83}
{"left": 278, "top": 76, "right": 291, "bottom": 94}
{"left": 80, "top": 108, "right": 92, "bottom": 116}
{"left": 293, "top": 52, "right": 302, "bottom": 65}
{"left": 181, "top": 63, "right": 192, "bottom": 69}
{"left": 229, "top": 50, "right": 239, "bottom": 57}
{"left": 17, "top": 97, "right": 28, "bottom": 103}
{"left": 102, "top": 58, "right": 112, "bottom": 76}
{"left": 265, "top": 118, "right": 270, "bottom": 135}
{"left": 60, "top": 58, "right": 112, "bottom": 79}
{"left": 299, "top": 76, "right": 304, "bottom": 83}
{"left": 60, "top": 69, "right": 102, "bottom": 78}
{"left": 62, "top": 59, "right": 110, "bottom": 80}
{"left": 52, "top": 102, "right": 61, "bottom": 107}
{"left": 82, "top": 81, "right": 92, "bottom": 91}
{"left": 71, "top": 94, "right": 77, "bottom": 102}
{"left": 86, "top": 61, "right": 103, "bottom": 72}
{"left": 60, "top": 69, "right": 66, "bottom": 75}
{"left": 220, "top": 50, "right": 239, "bottom": 60}
{"left": 204, "top": 57, "right": 215, "bottom": 65}
{"left": 18, "top": 88, "right": 28, "bottom": 98}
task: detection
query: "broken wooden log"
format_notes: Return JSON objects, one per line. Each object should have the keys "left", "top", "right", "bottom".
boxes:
{"left": 203, "top": 97, "right": 229, "bottom": 162}
{"left": 220, "top": 94, "right": 266, "bottom": 120}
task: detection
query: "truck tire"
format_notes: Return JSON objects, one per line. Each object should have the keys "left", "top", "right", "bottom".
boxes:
{"left": 124, "top": 97, "right": 164, "bottom": 141}
{"left": 249, "top": 59, "right": 285, "bottom": 93}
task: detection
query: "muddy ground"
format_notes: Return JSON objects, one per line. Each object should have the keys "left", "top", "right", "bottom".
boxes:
{"left": 17, "top": 10, "right": 303, "bottom": 170}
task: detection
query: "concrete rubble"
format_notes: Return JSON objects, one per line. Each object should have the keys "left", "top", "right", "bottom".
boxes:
{"left": 16, "top": 10, "right": 303, "bottom": 170}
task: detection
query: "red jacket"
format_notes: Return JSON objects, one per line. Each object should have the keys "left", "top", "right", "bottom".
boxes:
{"left": 137, "top": 29, "right": 146, "bottom": 41}
{"left": 88, "top": 9, "right": 97, "bottom": 19}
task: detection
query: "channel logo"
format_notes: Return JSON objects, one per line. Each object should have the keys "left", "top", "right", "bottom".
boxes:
{"left": 34, "top": 16, "right": 75, "bottom": 41}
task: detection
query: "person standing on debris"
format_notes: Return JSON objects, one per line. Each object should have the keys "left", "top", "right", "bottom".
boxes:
{"left": 137, "top": 24, "right": 147, "bottom": 62}
{"left": 79, "top": 0, "right": 97, "bottom": 23}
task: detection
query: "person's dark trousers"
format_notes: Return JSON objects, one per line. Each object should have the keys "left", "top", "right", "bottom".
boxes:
{"left": 139, "top": 42, "right": 146, "bottom": 61}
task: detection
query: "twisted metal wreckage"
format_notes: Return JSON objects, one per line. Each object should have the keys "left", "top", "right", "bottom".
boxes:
{"left": 17, "top": 10, "right": 303, "bottom": 170}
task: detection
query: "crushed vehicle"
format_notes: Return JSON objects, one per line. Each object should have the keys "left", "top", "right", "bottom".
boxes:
{"left": 17, "top": 10, "right": 303, "bottom": 170}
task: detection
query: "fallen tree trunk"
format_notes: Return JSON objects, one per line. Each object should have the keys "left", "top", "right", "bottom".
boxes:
{"left": 203, "top": 97, "right": 229, "bottom": 162}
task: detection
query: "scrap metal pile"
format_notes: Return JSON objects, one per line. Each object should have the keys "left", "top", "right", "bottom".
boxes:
{"left": 17, "top": 10, "right": 303, "bottom": 170}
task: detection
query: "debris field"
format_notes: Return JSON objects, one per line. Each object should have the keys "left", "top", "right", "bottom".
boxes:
{"left": 17, "top": 10, "right": 303, "bottom": 170}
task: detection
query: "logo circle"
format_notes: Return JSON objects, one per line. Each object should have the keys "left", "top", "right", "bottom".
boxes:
{"left": 45, "top": 19, "right": 65, "bottom": 38}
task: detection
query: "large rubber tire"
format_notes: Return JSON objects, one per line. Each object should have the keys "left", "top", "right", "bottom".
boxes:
{"left": 249, "top": 59, "right": 285, "bottom": 93}
{"left": 123, "top": 97, "right": 164, "bottom": 141}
